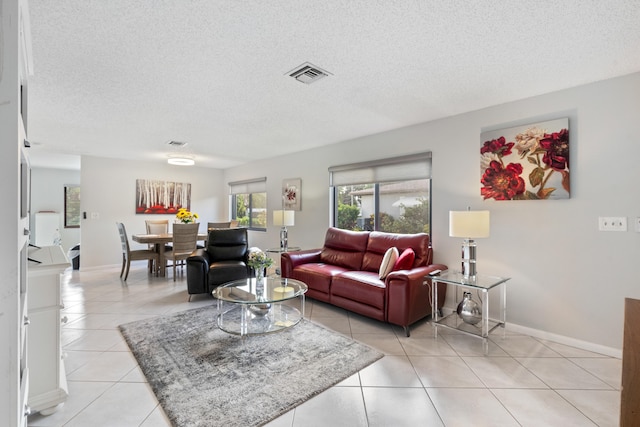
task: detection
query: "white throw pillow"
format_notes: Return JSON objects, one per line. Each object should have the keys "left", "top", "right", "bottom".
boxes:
{"left": 379, "top": 247, "right": 399, "bottom": 279}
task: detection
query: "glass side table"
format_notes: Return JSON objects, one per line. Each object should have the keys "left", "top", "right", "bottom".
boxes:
{"left": 431, "top": 271, "right": 510, "bottom": 350}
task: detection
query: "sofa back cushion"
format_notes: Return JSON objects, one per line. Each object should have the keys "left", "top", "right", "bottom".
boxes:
{"left": 320, "top": 227, "right": 370, "bottom": 270}
{"left": 207, "top": 228, "right": 248, "bottom": 262}
{"left": 362, "top": 231, "right": 432, "bottom": 272}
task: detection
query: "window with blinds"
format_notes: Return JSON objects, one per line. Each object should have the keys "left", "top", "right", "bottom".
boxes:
{"left": 329, "top": 153, "right": 432, "bottom": 233}
{"left": 229, "top": 177, "right": 267, "bottom": 230}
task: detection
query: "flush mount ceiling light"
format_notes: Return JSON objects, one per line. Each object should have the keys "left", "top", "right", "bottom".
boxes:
{"left": 166, "top": 141, "right": 195, "bottom": 166}
{"left": 167, "top": 155, "right": 195, "bottom": 166}
{"left": 287, "top": 62, "right": 332, "bottom": 84}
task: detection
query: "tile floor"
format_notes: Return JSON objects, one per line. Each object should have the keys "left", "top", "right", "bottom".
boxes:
{"left": 28, "top": 263, "right": 622, "bottom": 427}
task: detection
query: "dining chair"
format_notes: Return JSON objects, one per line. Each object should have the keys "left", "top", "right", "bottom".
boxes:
{"left": 207, "top": 221, "right": 232, "bottom": 230}
{"left": 116, "top": 222, "right": 159, "bottom": 281}
{"left": 145, "top": 219, "right": 170, "bottom": 235}
{"left": 167, "top": 222, "right": 200, "bottom": 281}
{"left": 145, "top": 219, "right": 171, "bottom": 271}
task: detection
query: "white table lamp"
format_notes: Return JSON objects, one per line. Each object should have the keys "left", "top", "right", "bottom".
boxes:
{"left": 273, "top": 210, "right": 295, "bottom": 251}
{"left": 449, "top": 210, "right": 490, "bottom": 278}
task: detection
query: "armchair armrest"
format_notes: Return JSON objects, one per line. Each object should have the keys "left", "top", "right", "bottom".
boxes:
{"left": 187, "top": 248, "right": 210, "bottom": 268}
{"left": 186, "top": 248, "right": 211, "bottom": 295}
{"left": 281, "top": 249, "right": 322, "bottom": 278}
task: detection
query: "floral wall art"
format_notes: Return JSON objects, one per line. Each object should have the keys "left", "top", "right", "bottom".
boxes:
{"left": 135, "top": 179, "right": 191, "bottom": 214}
{"left": 480, "top": 118, "right": 570, "bottom": 201}
{"left": 282, "top": 178, "right": 301, "bottom": 211}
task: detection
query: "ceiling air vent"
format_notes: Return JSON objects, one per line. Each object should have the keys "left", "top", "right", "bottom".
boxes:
{"left": 288, "top": 62, "right": 331, "bottom": 84}
{"left": 167, "top": 140, "right": 188, "bottom": 147}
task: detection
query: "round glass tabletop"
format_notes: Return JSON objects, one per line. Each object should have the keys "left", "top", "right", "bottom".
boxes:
{"left": 213, "top": 276, "right": 307, "bottom": 304}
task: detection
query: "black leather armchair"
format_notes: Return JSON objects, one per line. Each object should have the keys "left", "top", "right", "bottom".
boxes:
{"left": 186, "top": 228, "right": 250, "bottom": 299}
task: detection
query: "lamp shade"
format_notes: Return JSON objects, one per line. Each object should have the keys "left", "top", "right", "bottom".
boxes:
{"left": 449, "top": 210, "right": 490, "bottom": 238}
{"left": 273, "top": 210, "right": 295, "bottom": 227}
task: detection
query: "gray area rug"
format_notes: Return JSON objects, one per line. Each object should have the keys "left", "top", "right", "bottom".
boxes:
{"left": 119, "top": 306, "right": 383, "bottom": 427}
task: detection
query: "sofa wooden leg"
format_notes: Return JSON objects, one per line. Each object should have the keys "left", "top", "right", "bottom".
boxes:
{"left": 404, "top": 326, "right": 410, "bottom": 337}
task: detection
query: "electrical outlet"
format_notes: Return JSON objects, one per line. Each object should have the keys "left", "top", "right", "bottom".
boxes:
{"left": 635, "top": 217, "right": 640, "bottom": 233}
{"left": 598, "top": 216, "right": 627, "bottom": 231}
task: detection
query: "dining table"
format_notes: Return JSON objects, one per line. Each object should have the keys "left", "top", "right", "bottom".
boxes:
{"left": 132, "top": 232, "right": 208, "bottom": 277}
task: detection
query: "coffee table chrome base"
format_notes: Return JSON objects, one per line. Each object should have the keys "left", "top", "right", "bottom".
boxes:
{"left": 217, "top": 302, "right": 303, "bottom": 336}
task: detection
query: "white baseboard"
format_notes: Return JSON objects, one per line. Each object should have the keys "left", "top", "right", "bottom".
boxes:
{"left": 68, "top": 262, "right": 138, "bottom": 273}
{"left": 505, "top": 322, "right": 621, "bottom": 359}
{"left": 440, "top": 307, "right": 621, "bottom": 359}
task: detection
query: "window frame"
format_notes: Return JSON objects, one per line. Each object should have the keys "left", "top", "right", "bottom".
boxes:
{"left": 64, "top": 184, "right": 81, "bottom": 229}
{"left": 229, "top": 177, "right": 268, "bottom": 231}
{"left": 329, "top": 152, "right": 432, "bottom": 234}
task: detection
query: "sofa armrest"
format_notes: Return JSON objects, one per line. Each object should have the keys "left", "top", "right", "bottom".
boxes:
{"left": 281, "top": 249, "right": 322, "bottom": 278}
{"left": 385, "top": 264, "right": 448, "bottom": 329}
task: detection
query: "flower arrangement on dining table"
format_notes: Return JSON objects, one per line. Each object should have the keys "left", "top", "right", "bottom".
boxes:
{"left": 247, "top": 247, "right": 274, "bottom": 275}
{"left": 176, "top": 208, "right": 199, "bottom": 223}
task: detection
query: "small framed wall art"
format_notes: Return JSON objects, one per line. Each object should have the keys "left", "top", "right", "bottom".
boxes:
{"left": 480, "top": 118, "right": 569, "bottom": 201}
{"left": 282, "top": 178, "right": 301, "bottom": 211}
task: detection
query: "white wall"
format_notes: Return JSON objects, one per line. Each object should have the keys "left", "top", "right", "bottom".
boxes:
{"left": 222, "top": 72, "right": 640, "bottom": 354}
{"left": 30, "top": 167, "right": 81, "bottom": 252}
{"left": 75, "top": 73, "right": 639, "bottom": 353}
{"left": 79, "top": 156, "right": 225, "bottom": 268}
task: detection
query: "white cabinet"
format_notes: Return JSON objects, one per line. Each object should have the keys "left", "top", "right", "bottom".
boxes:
{"left": 27, "top": 246, "right": 69, "bottom": 415}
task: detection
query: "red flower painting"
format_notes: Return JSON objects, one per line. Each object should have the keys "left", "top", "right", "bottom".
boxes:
{"left": 480, "top": 118, "right": 570, "bottom": 200}
{"left": 481, "top": 161, "right": 526, "bottom": 200}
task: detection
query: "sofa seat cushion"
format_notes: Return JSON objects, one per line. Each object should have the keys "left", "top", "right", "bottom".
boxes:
{"left": 293, "top": 263, "right": 350, "bottom": 295}
{"left": 331, "top": 271, "right": 386, "bottom": 310}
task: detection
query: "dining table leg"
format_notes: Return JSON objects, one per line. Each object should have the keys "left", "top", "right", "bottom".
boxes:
{"left": 157, "top": 245, "right": 167, "bottom": 277}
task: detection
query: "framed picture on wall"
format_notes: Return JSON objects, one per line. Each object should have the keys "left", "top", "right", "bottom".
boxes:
{"left": 480, "top": 118, "right": 570, "bottom": 201}
{"left": 282, "top": 178, "right": 301, "bottom": 211}
{"left": 135, "top": 179, "right": 191, "bottom": 214}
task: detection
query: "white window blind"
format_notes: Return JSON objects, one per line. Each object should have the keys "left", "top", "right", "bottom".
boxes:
{"left": 228, "top": 177, "right": 267, "bottom": 194}
{"left": 329, "top": 152, "right": 432, "bottom": 186}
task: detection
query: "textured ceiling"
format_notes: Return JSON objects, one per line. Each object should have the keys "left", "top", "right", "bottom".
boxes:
{"left": 26, "top": 0, "right": 640, "bottom": 170}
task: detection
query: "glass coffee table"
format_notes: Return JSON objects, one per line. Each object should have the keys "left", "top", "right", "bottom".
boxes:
{"left": 213, "top": 276, "right": 307, "bottom": 336}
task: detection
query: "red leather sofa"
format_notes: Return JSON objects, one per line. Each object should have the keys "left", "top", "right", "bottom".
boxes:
{"left": 281, "top": 227, "right": 447, "bottom": 336}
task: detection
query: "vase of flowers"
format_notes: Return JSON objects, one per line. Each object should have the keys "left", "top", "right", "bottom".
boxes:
{"left": 175, "top": 208, "right": 198, "bottom": 224}
{"left": 247, "top": 247, "right": 273, "bottom": 282}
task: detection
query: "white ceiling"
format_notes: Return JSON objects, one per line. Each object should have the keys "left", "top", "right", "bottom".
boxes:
{"left": 26, "top": 0, "right": 640, "bottom": 170}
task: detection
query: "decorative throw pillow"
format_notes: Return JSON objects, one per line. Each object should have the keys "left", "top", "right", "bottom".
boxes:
{"left": 379, "top": 247, "right": 399, "bottom": 279}
{"left": 393, "top": 248, "right": 415, "bottom": 271}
